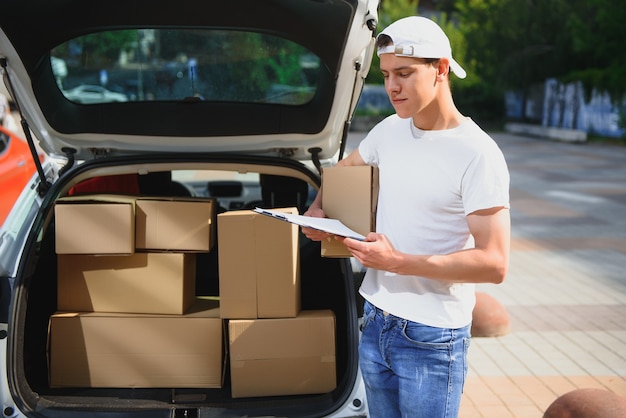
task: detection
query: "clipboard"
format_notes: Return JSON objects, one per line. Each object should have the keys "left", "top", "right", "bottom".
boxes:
{"left": 253, "top": 207, "right": 366, "bottom": 241}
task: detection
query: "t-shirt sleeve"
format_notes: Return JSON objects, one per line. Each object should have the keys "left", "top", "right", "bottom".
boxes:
{"left": 357, "top": 136, "right": 374, "bottom": 166}
{"left": 461, "top": 144, "right": 510, "bottom": 215}
{"left": 357, "top": 122, "right": 385, "bottom": 167}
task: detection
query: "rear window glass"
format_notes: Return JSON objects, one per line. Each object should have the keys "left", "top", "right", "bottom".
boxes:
{"left": 51, "top": 29, "right": 320, "bottom": 105}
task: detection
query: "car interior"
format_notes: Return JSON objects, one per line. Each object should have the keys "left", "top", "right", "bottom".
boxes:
{"left": 15, "top": 166, "right": 364, "bottom": 416}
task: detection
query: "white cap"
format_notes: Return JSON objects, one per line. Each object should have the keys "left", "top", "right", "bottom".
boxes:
{"left": 377, "top": 16, "right": 467, "bottom": 79}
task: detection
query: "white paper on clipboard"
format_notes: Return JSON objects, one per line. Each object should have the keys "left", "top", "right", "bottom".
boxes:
{"left": 253, "top": 207, "right": 366, "bottom": 241}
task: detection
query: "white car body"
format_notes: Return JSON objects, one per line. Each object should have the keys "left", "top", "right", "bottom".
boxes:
{"left": 63, "top": 85, "right": 128, "bottom": 104}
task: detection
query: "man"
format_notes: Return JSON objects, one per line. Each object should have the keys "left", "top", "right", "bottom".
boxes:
{"left": 302, "top": 16, "right": 510, "bottom": 417}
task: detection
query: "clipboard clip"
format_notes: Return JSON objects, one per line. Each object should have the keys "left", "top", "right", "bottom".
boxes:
{"left": 254, "top": 208, "right": 287, "bottom": 221}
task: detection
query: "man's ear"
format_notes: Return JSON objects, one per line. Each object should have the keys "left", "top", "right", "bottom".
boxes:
{"left": 437, "top": 58, "right": 451, "bottom": 79}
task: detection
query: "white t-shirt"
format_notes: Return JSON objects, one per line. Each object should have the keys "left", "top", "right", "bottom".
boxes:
{"left": 358, "top": 115, "right": 510, "bottom": 328}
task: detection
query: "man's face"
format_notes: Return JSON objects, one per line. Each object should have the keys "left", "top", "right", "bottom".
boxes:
{"left": 379, "top": 53, "right": 440, "bottom": 119}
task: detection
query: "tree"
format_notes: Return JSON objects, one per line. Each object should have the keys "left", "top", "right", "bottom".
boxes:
{"left": 77, "top": 30, "right": 137, "bottom": 67}
{"left": 453, "top": 0, "right": 572, "bottom": 121}
{"left": 452, "top": 0, "right": 626, "bottom": 122}
{"left": 563, "top": 0, "right": 626, "bottom": 100}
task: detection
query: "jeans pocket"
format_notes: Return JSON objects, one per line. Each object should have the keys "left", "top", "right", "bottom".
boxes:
{"left": 401, "top": 320, "right": 452, "bottom": 350}
{"left": 361, "top": 301, "right": 376, "bottom": 331}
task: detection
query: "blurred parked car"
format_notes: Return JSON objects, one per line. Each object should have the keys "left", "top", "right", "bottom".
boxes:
{"left": 0, "top": 125, "right": 41, "bottom": 225}
{"left": 63, "top": 84, "right": 128, "bottom": 104}
{"left": 0, "top": 1, "right": 379, "bottom": 417}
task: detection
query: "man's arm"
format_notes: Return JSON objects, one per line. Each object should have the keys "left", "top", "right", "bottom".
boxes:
{"left": 342, "top": 206, "right": 511, "bottom": 284}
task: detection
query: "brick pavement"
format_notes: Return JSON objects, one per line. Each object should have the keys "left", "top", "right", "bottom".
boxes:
{"left": 459, "top": 133, "right": 626, "bottom": 417}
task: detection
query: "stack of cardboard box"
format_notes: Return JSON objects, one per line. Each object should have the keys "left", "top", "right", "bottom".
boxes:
{"left": 49, "top": 195, "right": 336, "bottom": 397}
{"left": 49, "top": 195, "right": 224, "bottom": 389}
{"left": 47, "top": 166, "right": 376, "bottom": 396}
{"left": 215, "top": 165, "right": 378, "bottom": 398}
{"left": 217, "top": 207, "right": 337, "bottom": 398}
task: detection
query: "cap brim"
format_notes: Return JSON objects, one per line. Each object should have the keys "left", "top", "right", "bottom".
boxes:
{"left": 450, "top": 58, "right": 467, "bottom": 79}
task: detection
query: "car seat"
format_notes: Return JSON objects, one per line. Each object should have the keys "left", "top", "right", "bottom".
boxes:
{"left": 259, "top": 174, "right": 309, "bottom": 213}
{"left": 138, "top": 171, "right": 192, "bottom": 197}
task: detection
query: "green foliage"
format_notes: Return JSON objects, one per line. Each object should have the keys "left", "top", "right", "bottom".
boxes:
{"left": 224, "top": 33, "right": 314, "bottom": 102}
{"left": 378, "top": 0, "right": 420, "bottom": 29}
{"left": 452, "top": 0, "right": 626, "bottom": 121}
{"left": 454, "top": 82, "right": 505, "bottom": 129}
{"left": 265, "top": 44, "right": 310, "bottom": 86}
{"left": 77, "top": 30, "right": 137, "bottom": 67}
{"left": 455, "top": 0, "right": 569, "bottom": 92}
{"left": 563, "top": 0, "right": 626, "bottom": 101}
{"left": 158, "top": 30, "right": 313, "bottom": 102}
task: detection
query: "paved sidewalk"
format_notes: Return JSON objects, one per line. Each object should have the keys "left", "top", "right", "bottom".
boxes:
{"left": 460, "top": 133, "right": 626, "bottom": 417}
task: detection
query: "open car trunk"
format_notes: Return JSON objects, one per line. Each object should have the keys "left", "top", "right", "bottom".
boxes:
{"left": 9, "top": 156, "right": 365, "bottom": 418}
{"left": 1, "top": 1, "right": 379, "bottom": 414}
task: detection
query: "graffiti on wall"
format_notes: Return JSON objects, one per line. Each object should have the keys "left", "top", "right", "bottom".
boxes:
{"left": 543, "top": 78, "right": 623, "bottom": 137}
{"left": 506, "top": 78, "right": 624, "bottom": 138}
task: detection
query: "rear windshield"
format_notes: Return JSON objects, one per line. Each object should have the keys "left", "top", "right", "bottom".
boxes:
{"left": 51, "top": 29, "right": 320, "bottom": 105}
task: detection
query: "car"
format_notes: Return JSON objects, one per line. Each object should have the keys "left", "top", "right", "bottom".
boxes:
{"left": 62, "top": 84, "right": 129, "bottom": 104}
{"left": 0, "top": 124, "right": 41, "bottom": 226}
{"left": 0, "top": 1, "right": 379, "bottom": 417}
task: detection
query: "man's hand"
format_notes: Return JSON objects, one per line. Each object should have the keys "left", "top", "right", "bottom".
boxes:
{"left": 301, "top": 207, "right": 333, "bottom": 241}
{"left": 341, "top": 233, "right": 402, "bottom": 272}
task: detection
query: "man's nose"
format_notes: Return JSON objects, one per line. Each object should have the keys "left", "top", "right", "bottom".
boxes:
{"left": 386, "top": 76, "right": 400, "bottom": 93}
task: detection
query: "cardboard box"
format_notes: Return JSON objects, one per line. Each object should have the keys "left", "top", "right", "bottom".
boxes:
{"left": 135, "top": 197, "right": 217, "bottom": 252}
{"left": 55, "top": 195, "right": 136, "bottom": 255}
{"left": 321, "top": 166, "right": 378, "bottom": 257}
{"left": 48, "top": 299, "right": 224, "bottom": 388}
{"left": 228, "top": 310, "right": 336, "bottom": 398}
{"left": 57, "top": 252, "right": 196, "bottom": 315}
{"left": 217, "top": 208, "right": 300, "bottom": 319}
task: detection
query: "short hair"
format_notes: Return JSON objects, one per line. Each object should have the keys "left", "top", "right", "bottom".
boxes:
{"left": 376, "top": 33, "right": 445, "bottom": 76}
{"left": 376, "top": 33, "right": 393, "bottom": 50}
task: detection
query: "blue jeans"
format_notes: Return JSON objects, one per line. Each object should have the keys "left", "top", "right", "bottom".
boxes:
{"left": 359, "top": 300, "right": 471, "bottom": 418}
